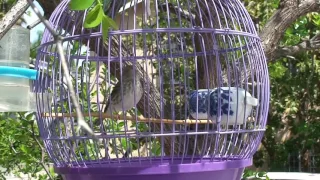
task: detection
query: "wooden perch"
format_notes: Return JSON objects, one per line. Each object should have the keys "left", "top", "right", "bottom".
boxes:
{"left": 42, "top": 112, "right": 215, "bottom": 125}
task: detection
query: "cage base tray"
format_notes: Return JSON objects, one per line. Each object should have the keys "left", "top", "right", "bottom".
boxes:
{"left": 55, "top": 158, "right": 251, "bottom": 180}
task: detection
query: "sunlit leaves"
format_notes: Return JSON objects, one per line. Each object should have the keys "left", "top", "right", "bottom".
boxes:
{"left": 243, "top": 0, "right": 280, "bottom": 29}
{"left": 69, "top": 0, "right": 95, "bottom": 10}
{"left": 150, "top": 140, "right": 161, "bottom": 156}
{"left": 268, "top": 61, "right": 287, "bottom": 79}
{"left": 102, "top": 15, "right": 119, "bottom": 40}
{"left": 121, "top": 138, "right": 133, "bottom": 151}
{"left": 73, "top": 0, "right": 118, "bottom": 41}
{"left": 311, "top": 12, "right": 320, "bottom": 27}
{"left": 242, "top": 169, "right": 269, "bottom": 179}
{"left": 244, "top": 0, "right": 320, "bottom": 171}
{"left": 84, "top": 3, "right": 104, "bottom": 28}
{"left": 0, "top": 113, "right": 53, "bottom": 179}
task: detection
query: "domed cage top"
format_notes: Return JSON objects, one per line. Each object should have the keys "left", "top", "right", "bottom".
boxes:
{"left": 34, "top": 0, "right": 269, "bottom": 175}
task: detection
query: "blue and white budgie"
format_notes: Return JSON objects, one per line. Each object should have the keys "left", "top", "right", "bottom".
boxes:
{"left": 189, "top": 87, "right": 259, "bottom": 125}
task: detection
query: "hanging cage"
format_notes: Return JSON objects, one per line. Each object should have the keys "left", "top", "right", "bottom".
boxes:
{"left": 34, "top": 0, "right": 270, "bottom": 180}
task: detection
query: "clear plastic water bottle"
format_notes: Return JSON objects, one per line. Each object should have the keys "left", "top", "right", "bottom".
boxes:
{"left": 0, "top": 25, "right": 32, "bottom": 112}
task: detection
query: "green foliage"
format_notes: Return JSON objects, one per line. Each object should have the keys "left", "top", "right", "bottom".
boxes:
{"left": 150, "top": 140, "right": 161, "bottom": 156}
{"left": 102, "top": 15, "right": 118, "bottom": 40}
{"left": 69, "top": 0, "right": 119, "bottom": 40}
{"left": 268, "top": 61, "right": 287, "bottom": 79}
{"left": 244, "top": 0, "right": 320, "bottom": 172}
{"left": 0, "top": 113, "right": 54, "bottom": 180}
{"left": 83, "top": 3, "right": 104, "bottom": 28}
{"left": 244, "top": 0, "right": 279, "bottom": 29}
{"left": 266, "top": 16, "right": 320, "bottom": 169}
{"left": 69, "top": 0, "right": 95, "bottom": 10}
{"left": 0, "top": 0, "right": 17, "bottom": 19}
{"left": 242, "top": 169, "right": 270, "bottom": 180}
{"left": 30, "top": 31, "right": 43, "bottom": 59}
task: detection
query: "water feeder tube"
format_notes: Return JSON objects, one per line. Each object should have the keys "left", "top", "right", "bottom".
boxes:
{"left": 0, "top": 66, "right": 38, "bottom": 80}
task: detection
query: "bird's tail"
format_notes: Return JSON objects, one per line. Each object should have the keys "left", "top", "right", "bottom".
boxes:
{"left": 122, "top": 147, "right": 132, "bottom": 158}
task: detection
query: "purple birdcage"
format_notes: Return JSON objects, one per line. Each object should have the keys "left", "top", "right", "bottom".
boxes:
{"left": 34, "top": 0, "right": 269, "bottom": 180}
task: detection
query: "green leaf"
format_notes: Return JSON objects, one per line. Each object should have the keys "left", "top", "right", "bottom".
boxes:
{"left": 118, "top": 121, "right": 125, "bottom": 128}
{"left": 71, "top": 41, "right": 80, "bottom": 55}
{"left": 84, "top": 4, "right": 104, "bottom": 28}
{"left": 151, "top": 141, "right": 161, "bottom": 156}
{"left": 104, "top": 15, "right": 118, "bottom": 30}
{"left": 102, "top": 16, "right": 110, "bottom": 41}
{"left": 26, "top": 113, "right": 34, "bottom": 121}
{"left": 102, "top": 15, "right": 119, "bottom": 41}
{"left": 69, "top": 0, "right": 95, "bottom": 10}
{"left": 121, "top": 139, "right": 128, "bottom": 149}
{"left": 20, "top": 145, "right": 27, "bottom": 153}
{"left": 258, "top": 172, "right": 266, "bottom": 177}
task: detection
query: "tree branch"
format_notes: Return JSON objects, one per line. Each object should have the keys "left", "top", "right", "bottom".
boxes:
{"left": 0, "top": 0, "right": 29, "bottom": 40}
{"left": 260, "top": 0, "right": 320, "bottom": 61}
{"left": 273, "top": 33, "right": 320, "bottom": 59}
{"left": 36, "top": 0, "right": 58, "bottom": 17}
{"left": 261, "top": 137, "right": 274, "bottom": 161}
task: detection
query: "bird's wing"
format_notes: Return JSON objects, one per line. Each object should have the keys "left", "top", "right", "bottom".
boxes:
{"left": 103, "top": 79, "right": 123, "bottom": 113}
